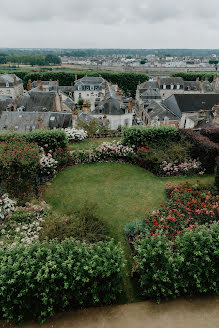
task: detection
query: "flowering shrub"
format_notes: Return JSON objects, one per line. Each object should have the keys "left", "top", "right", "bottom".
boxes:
{"left": 126, "top": 182, "right": 218, "bottom": 240}
{"left": 134, "top": 223, "right": 218, "bottom": 302}
{"left": 64, "top": 127, "right": 88, "bottom": 142}
{"left": 0, "top": 194, "right": 16, "bottom": 221}
{"left": 0, "top": 137, "right": 40, "bottom": 198}
{"left": 0, "top": 201, "right": 48, "bottom": 247}
{"left": 181, "top": 129, "right": 219, "bottom": 173}
{"left": 160, "top": 159, "right": 205, "bottom": 176}
{"left": 95, "top": 141, "right": 135, "bottom": 160}
{"left": 125, "top": 181, "right": 219, "bottom": 302}
{"left": 39, "top": 149, "right": 58, "bottom": 176}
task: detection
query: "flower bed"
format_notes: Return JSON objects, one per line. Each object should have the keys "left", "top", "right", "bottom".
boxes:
{"left": 160, "top": 159, "right": 205, "bottom": 176}
{"left": 125, "top": 182, "right": 219, "bottom": 302}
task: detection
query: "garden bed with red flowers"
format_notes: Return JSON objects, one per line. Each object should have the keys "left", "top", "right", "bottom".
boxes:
{"left": 125, "top": 181, "right": 219, "bottom": 302}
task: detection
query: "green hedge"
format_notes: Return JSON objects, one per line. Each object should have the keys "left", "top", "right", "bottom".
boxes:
{"left": 134, "top": 223, "right": 218, "bottom": 302}
{"left": 171, "top": 72, "right": 216, "bottom": 82}
{"left": 14, "top": 71, "right": 149, "bottom": 97}
{"left": 122, "top": 126, "right": 180, "bottom": 148}
{"left": 0, "top": 238, "right": 124, "bottom": 322}
{"left": 0, "top": 129, "right": 68, "bottom": 152}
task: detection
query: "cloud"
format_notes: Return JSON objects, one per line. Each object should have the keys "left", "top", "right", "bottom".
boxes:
{"left": 0, "top": 0, "right": 219, "bottom": 48}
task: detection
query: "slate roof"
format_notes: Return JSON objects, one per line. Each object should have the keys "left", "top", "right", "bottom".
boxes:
{"left": 141, "top": 87, "right": 161, "bottom": 98}
{"left": 0, "top": 74, "right": 22, "bottom": 86}
{"left": 146, "top": 100, "right": 179, "bottom": 121}
{"left": 139, "top": 81, "right": 159, "bottom": 89}
{"left": 184, "top": 81, "right": 201, "bottom": 91}
{"left": 75, "top": 76, "right": 105, "bottom": 86}
{"left": 92, "top": 84, "right": 128, "bottom": 115}
{"left": 160, "top": 77, "right": 184, "bottom": 85}
{"left": 163, "top": 94, "right": 219, "bottom": 115}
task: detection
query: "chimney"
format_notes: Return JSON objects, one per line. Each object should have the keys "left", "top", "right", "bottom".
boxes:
{"left": 200, "top": 80, "right": 204, "bottom": 93}
{"left": 37, "top": 80, "right": 43, "bottom": 91}
{"left": 57, "top": 80, "right": 59, "bottom": 87}
{"left": 53, "top": 94, "right": 58, "bottom": 112}
{"left": 128, "top": 97, "right": 133, "bottom": 113}
{"left": 13, "top": 75, "right": 18, "bottom": 86}
{"left": 37, "top": 117, "right": 43, "bottom": 129}
{"left": 116, "top": 88, "right": 120, "bottom": 98}
{"left": 205, "top": 77, "right": 208, "bottom": 81}
{"left": 59, "top": 94, "right": 63, "bottom": 111}
{"left": 27, "top": 79, "right": 32, "bottom": 91}
{"left": 109, "top": 81, "right": 112, "bottom": 86}
{"left": 157, "top": 76, "right": 161, "bottom": 88}
{"left": 82, "top": 103, "right": 87, "bottom": 113}
{"left": 196, "top": 77, "right": 200, "bottom": 81}
{"left": 13, "top": 101, "right": 17, "bottom": 111}
{"left": 75, "top": 73, "right": 77, "bottom": 81}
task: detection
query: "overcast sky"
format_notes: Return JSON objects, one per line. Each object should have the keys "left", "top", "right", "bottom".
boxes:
{"left": 0, "top": 0, "right": 219, "bottom": 49}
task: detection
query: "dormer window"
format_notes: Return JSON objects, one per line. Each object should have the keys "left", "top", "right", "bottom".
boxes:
{"left": 6, "top": 82, "right": 9, "bottom": 88}
{"left": 86, "top": 87, "right": 89, "bottom": 91}
{"left": 90, "top": 85, "right": 94, "bottom": 90}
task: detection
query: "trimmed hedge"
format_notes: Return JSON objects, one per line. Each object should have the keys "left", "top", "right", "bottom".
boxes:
{"left": 200, "top": 128, "right": 219, "bottom": 144}
{"left": 0, "top": 238, "right": 124, "bottom": 322}
{"left": 181, "top": 129, "right": 219, "bottom": 173}
{"left": 171, "top": 72, "right": 216, "bottom": 82}
{"left": 134, "top": 223, "right": 219, "bottom": 302}
{"left": 15, "top": 71, "right": 149, "bottom": 98}
{"left": 122, "top": 126, "right": 180, "bottom": 148}
{"left": 0, "top": 129, "right": 68, "bottom": 152}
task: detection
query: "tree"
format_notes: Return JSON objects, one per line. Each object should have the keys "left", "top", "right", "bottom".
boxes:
{"left": 45, "top": 54, "right": 61, "bottom": 65}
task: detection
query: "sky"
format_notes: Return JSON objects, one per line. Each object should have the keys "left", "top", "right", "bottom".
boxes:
{"left": 0, "top": 0, "right": 219, "bottom": 49}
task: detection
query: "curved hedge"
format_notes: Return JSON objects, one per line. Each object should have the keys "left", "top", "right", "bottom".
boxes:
{"left": 0, "top": 238, "right": 124, "bottom": 322}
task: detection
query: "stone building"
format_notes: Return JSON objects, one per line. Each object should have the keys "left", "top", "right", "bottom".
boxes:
{"left": 0, "top": 74, "right": 24, "bottom": 99}
{"left": 73, "top": 76, "right": 106, "bottom": 111}
{"left": 91, "top": 83, "right": 133, "bottom": 129}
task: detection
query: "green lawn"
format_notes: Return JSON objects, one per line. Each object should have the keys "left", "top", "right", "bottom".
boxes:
{"left": 68, "top": 137, "right": 121, "bottom": 151}
{"left": 43, "top": 162, "right": 215, "bottom": 302}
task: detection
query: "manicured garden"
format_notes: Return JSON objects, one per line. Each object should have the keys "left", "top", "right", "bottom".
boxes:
{"left": 0, "top": 126, "right": 218, "bottom": 323}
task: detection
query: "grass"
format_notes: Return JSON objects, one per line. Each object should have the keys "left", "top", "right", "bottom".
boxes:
{"left": 68, "top": 137, "right": 121, "bottom": 151}
{"left": 43, "top": 161, "right": 215, "bottom": 303}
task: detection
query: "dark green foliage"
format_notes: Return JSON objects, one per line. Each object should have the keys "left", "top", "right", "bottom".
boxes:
{"left": 135, "top": 140, "right": 192, "bottom": 175}
{"left": 201, "top": 128, "right": 219, "bottom": 144}
{"left": 134, "top": 223, "right": 218, "bottom": 302}
{"left": 215, "top": 157, "right": 219, "bottom": 191}
{"left": 0, "top": 130, "right": 68, "bottom": 152}
{"left": 171, "top": 72, "right": 216, "bottom": 82}
{"left": 122, "top": 126, "right": 180, "bottom": 148}
{"left": 0, "top": 238, "right": 124, "bottom": 322}
{"left": 181, "top": 129, "right": 219, "bottom": 173}
{"left": 11, "top": 71, "right": 149, "bottom": 97}
{"left": 40, "top": 203, "right": 109, "bottom": 243}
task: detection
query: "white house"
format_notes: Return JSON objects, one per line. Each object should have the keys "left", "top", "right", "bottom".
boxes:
{"left": 0, "top": 74, "right": 24, "bottom": 99}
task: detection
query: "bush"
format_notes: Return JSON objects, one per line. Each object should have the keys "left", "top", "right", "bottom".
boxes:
{"left": 181, "top": 129, "right": 219, "bottom": 173}
{"left": 39, "top": 203, "right": 109, "bottom": 243}
{"left": 64, "top": 128, "right": 88, "bottom": 142}
{"left": 171, "top": 72, "right": 216, "bottom": 82}
{"left": 122, "top": 126, "right": 180, "bottom": 148}
{"left": 0, "top": 130, "right": 68, "bottom": 152}
{"left": 135, "top": 139, "right": 193, "bottom": 175}
{"left": 0, "top": 138, "right": 40, "bottom": 198}
{"left": 215, "top": 157, "right": 219, "bottom": 191}
{"left": 134, "top": 223, "right": 218, "bottom": 302}
{"left": 201, "top": 128, "right": 219, "bottom": 144}
{"left": 0, "top": 238, "right": 124, "bottom": 322}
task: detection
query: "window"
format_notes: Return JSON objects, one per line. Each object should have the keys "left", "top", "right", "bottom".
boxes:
{"left": 79, "top": 93, "right": 81, "bottom": 98}
{"left": 90, "top": 85, "right": 94, "bottom": 90}
{"left": 86, "top": 87, "right": 89, "bottom": 90}
{"left": 6, "top": 82, "right": 9, "bottom": 88}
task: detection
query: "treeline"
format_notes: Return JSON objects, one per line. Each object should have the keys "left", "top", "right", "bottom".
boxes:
{"left": 171, "top": 72, "right": 217, "bottom": 82}
{"left": 0, "top": 54, "right": 61, "bottom": 66}
{"left": 2, "top": 48, "right": 219, "bottom": 58}
{"left": 14, "top": 71, "right": 149, "bottom": 97}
